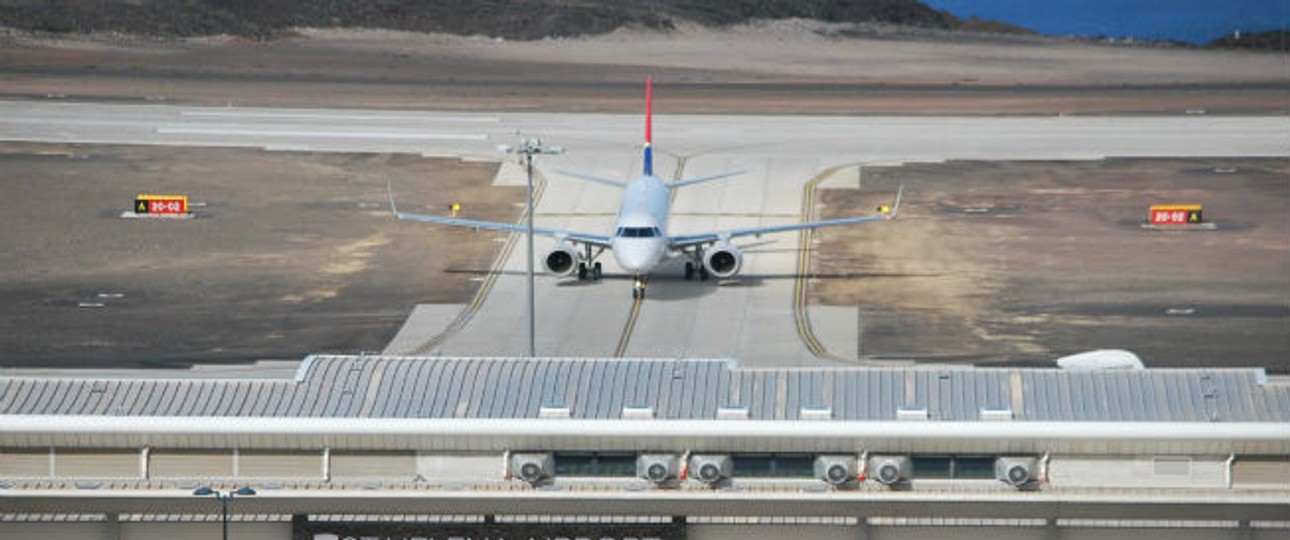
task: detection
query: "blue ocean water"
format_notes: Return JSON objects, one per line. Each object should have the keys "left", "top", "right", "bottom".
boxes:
{"left": 922, "top": 0, "right": 1288, "bottom": 44}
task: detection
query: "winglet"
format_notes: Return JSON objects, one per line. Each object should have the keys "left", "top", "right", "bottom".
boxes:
{"left": 881, "top": 185, "right": 905, "bottom": 219}
{"left": 643, "top": 76, "right": 653, "bottom": 177}
{"left": 385, "top": 180, "right": 400, "bottom": 217}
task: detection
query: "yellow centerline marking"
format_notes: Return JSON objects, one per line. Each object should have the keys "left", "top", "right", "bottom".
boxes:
{"left": 792, "top": 164, "right": 854, "bottom": 361}
{"left": 614, "top": 295, "right": 645, "bottom": 357}
{"left": 407, "top": 168, "right": 549, "bottom": 355}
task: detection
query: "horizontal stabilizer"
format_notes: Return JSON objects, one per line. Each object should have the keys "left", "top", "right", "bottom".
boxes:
{"left": 556, "top": 170, "right": 629, "bottom": 188}
{"left": 669, "top": 170, "right": 748, "bottom": 188}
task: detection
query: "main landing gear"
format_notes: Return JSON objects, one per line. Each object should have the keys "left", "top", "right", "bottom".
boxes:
{"left": 577, "top": 261, "right": 603, "bottom": 281}
{"left": 576, "top": 244, "right": 605, "bottom": 282}
{"left": 683, "top": 256, "right": 709, "bottom": 281}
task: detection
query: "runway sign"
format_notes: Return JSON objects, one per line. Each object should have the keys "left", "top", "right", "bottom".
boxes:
{"left": 134, "top": 194, "right": 188, "bottom": 215}
{"left": 1148, "top": 204, "right": 1202, "bottom": 225}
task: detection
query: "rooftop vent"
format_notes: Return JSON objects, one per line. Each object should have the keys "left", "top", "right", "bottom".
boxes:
{"left": 538, "top": 406, "right": 571, "bottom": 419}
{"left": 896, "top": 408, "right": 929, "bottom": 421}
{"left": 979, "top": 408, "right": 1014, "bottom": 421}
{"left": 622, "top": 407, "right": 655, "bottom": 420}
{"left": 800, "top": 408, "right": 833, "bottom": 421}
{"left": 716, "top": 407, "right": 749, "bottom": 420}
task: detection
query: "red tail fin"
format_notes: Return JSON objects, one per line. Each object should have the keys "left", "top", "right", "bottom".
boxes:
{"left": 644, "top": 76, "right": 653, "bottom": 176}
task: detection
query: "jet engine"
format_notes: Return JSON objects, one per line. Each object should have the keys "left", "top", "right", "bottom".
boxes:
{"left": 542, "top": 242, "right": 582, "bottom": 276}
{"left": 702, "top": 243, "right": 743, "bottom": 279}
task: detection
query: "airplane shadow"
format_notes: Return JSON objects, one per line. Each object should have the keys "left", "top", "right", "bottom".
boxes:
{"left": 443, "top": 264, "right": 935, "bottom": 302}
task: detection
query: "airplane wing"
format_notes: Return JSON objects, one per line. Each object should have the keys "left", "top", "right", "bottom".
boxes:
{"left": 670, "top": 185, "right": 902, "bottom": 249}
{"left": 387, "top": 182, "right": 611, "bottom": 248}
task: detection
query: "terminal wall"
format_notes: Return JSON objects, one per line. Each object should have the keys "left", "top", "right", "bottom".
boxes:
{"left": 1047, "top": 455, "right": 1228, "bottom": 488}
{"left": 119, "top": 522, "right": 288, "bottom": 540}
{"left": 5, "top": 448, "right": 1290, "bottom": 492}
{"left": 3, "top": 521, "right": 1286, "bottom": 540}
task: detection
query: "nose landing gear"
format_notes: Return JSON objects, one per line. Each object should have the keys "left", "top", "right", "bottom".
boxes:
{"left": 631, "top": 275, "right": 648, "bottom": 299}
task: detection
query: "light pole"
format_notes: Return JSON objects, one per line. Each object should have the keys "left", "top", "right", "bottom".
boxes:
{"left": 500, "top": 138, "right": 563, "bottom": 358}
{"left": 193, "top": 486, "right": 256, "bottom": 540}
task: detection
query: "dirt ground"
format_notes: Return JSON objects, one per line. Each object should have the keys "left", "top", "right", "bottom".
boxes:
{"left": 0, "top": 23, "right": 1286, "bottom": 115}
{"left": 0, "top": 143, "right": 521, "bottom": 367}
{"left": 813, "top": 158, "right": 1290, "bottom": 371}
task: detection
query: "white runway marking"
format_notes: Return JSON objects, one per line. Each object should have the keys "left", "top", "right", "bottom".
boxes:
{"left": 180, "top": 109, "right": 501, "bottom": 123}
{"left": 156, "top": 126, "right": 488, "bottom": 140}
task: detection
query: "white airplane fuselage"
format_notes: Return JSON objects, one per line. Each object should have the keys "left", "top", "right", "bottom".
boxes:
{"left": 610, "top": 173, "right": 671, "bottom": 276}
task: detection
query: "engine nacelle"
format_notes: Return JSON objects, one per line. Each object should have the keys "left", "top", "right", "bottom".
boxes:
{"left": 702, "top": 244, "right": 743, "bottom": 279}
{"left": 542, "top": 243, "right": 582, "bottom": 276}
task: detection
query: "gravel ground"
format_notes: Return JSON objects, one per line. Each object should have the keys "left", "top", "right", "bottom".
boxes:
{"left": 814, "top": 158, "right": 1290, "bottom": 371}
{"left": 0, "top": 143, "right": 521, "bottom": 368}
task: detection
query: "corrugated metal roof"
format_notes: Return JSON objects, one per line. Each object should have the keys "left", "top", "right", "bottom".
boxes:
{"left": 0, "top": 356, "right": 1287, "bottom": 423}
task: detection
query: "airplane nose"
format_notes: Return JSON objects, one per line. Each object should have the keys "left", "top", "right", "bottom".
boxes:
{"left": 617, "top": 251, "right": 647, "bottom": 273}
{"left": 614, "top": 241, "right": 655, "bottom": 273}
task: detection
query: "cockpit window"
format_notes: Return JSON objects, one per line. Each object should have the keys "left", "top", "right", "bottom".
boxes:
{"left": 615, "top": 227, "right": 661, "bottom": 238}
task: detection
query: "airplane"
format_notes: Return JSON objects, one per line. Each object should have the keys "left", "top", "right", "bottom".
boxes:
{"left": 389, "top": 77, "right": 902, "bottom": 299}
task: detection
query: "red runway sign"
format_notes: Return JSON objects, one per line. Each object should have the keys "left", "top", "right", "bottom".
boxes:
{"left": 134, "top": 194, "right": 188, "bottom": 215}
{"left": 1148, "top": 204, "right": 1202, "bottom": 226}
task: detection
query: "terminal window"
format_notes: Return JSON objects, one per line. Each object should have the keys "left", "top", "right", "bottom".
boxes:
{"left": 912, "top": 455, "right": 996, "bottom": 479}
{"left": 553, "top": 452, "right": 636, "bottom": 477}
{"left": 732, "top": 453, "right": 815, "bottom": 478}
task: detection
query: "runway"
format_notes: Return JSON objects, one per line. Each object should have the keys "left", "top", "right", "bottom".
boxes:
{"left": 1, "top": 100, "right": 1284, "bottom": 366}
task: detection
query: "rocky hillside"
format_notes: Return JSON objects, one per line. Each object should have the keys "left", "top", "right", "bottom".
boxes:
{"left": 0, "top": 0, "right": 982, "bottom": 40}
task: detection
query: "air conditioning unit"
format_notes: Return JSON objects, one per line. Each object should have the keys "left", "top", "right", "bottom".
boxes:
{"left": 689, "top": 454, "right": 733, "bottom": 487}
{"left": 636, "top": 454, "right": 681, "bottom": 486}
{"left": 867, "top": 455, "right": 911, "bottom": 487}
{"left": 995, "top": 457, "right": 1038, "bottom": 488}
{"left": 814, "top": 455, "right": 858, "bottom": 487}
{"left": 509, "top": 453, "right": 554, "bottom": 485}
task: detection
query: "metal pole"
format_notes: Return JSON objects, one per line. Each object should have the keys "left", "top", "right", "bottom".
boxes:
{"left": 220, "top": 495, "right": 228, "bottom": 540}
{"left": 501, "top": 138, "right": 560, "bottom": 358}
{"left": 526, "top": 151, "right": 536, "bottom": 358}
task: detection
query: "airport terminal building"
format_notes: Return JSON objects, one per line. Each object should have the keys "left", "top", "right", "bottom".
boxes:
{"left": 2, "top": 355, "right": 1288, "bottom": 540}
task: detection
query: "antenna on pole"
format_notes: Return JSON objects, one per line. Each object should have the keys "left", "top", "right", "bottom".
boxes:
{"left": 502, "top": 137, "right": 563, "bottom": 358}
